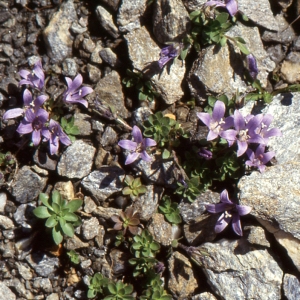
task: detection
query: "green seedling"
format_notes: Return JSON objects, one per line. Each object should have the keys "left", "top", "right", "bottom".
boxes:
{"left": 175, "top": 177, "right": 202, "bottom": 202}
{"left": 33, "top": 190, "right": 82, "bottom": 245}
{"left": 158, "top": 196, "right": 182, "bottom": 224}
{"left": 60, "top": 116, "right": 80, "bottom": 142}
{"left": 67, "top": 250, "right": 80, "bottom": 264}
{"left": 131, "top": 230, "right": 160, "bottom": 258}
{"left": 122, "top": 175, "right": 147, "bottom": 201}
{"left": 140, "top": 275, "right": 172, "bottom": 300}
{"left": 128, "top": 257, "right": 157, "bottom": 277}
{"left": 87, "top": 273, "right": 110, "bottom": 299}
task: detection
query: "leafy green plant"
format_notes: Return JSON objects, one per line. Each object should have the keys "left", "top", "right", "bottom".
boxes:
{"left": 175, "top": 177, "right": 202, "bottom": 202}
{"left": 140, "top": 275, "right": 172, "bottom": 300}
{"left": 87, "top": 273, "right": 110, "bottom": 298}
{"left": 158, "top": 195, "right": 182, "bottom": 224}
{"left": 131, "top": 230, "right": 160, "bottom": 258}
{"left": 33, "top": 191, "right": 83, "bottom": 245}
{"left": 143, "top": 111, "right": 188, "bottom": 148}
{"left": 0, "top": 151, "right": 16, "bottom": 186}
{"left": 67, "top": 250, "right": 80, "bottom": 264}
{"left": 60, "top": 116, "right": 80, "bottom": 142}
{"left": 0, "top": 151, "right": 15, "bottom": 167}
{"left": 128, "top": 257, "right": 157, "bottom": 277}
{"left": 122, "top": 175, "right": 147, "bottom": 200}
{"left": 122, "top": 69, "right": 159, "bottom": 102}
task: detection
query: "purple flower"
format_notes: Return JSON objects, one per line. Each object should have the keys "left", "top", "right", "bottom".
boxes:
{"left": 3, "top": 89, "right": 48, "bottom": 120}
{"left": 47, "top": 119, "right": 72, "bottom": 155}
{"left": 19, "top": 59, "right": 45, "bottom": 90}
{"left": 246, "top": 144, "right": 275, "bottom": 173}
{"left": 198, "top": 148, "right": 213, "bottom": 160}
{"left": 247, "top": 54, "right": 259, "bottom": 80}
{"left": 205, "top": 0, "right": 238, "bottom": 17}
{"left": 254, "top": 114, "right": 282, "bottom": 144}
{"left": 17, "top": 108, "right": 49, "bottom": 146}
{"left": 206, "top": 189, "right": 252, "bottom": 236}
{"left": 233, "top": 110, "right": 264, "bottom": 157}
{"left": 158, "top": 44, "right": 182, "bottom": 69}
{"left": 197, "top": 100, "right": 237, "bottom": 144}
{"left": 63, "top": 74, "right": 93, "bottom": 108}
{"left": 118, "top": 125, "right": 157, "bottom": 165}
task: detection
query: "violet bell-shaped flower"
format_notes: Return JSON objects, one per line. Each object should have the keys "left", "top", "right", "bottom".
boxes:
{"left": 19, "top": 59, "right": 45, "bottom": 90}
{"left": 197, "top": 100, "right": 236, "bottom": 144}
{"left": 204, "top": 0, "right": 238, "bottom": 17}
{"left": 246, "top": 54, "right": 259, "bottom": 80}
{"left": 206, "top": 189, "right": 252, "bottom": 236}
{"left": 198, "top": 148, "right": 213, "bottom": 160}
{"left": 245, "top": 144, "right": 275, "bottom": 173}
{"left": 16, "top": 108, "right": 49, "bottom": 146}
{"left": 3, "top": 89, "right": 48, "bottom": 120}
{"left": 118, "top": 125, "right": 157, "bottom": 165}
{"left": 158, "top": 43, "right": 182, "bottom": 69}
{"left": 47, "top": 119, "right": 72, "bottom": 155}
{"left": 63, "top": 74, "right": 93, "bottom": 108}
{"left": 233, "top": 110, "right": 265, "bottom": 157}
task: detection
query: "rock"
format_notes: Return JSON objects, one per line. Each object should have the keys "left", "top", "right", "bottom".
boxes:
{"left": 244, "top": 226, "right": 270, "bottom": 248}
{"left": 61, "top": 57, "right": 78, "bottom": 77}
{"left": 182, "top": 0, "right": 208, "bottom": 11}
{"left": 94, "top": 147, "right": 113, "bottom": 168}
{"left": 53, "top": 181, "right": 74, "bottom": 200}
{"left": 33, "top": 149, "right": 58, "bottom": 171}
{"left": 43, "top": 0, "right": 77, "bottom": 62}
{"left": 88, "top": 70, "right": 129, "bottom": 119}
{"left": 101, "top": 0, "right": 120, "bottom": 11}
{"left": 280, "top": 52, "right": 300, "bottom": 83}
{"left": 3, "top": 278, "right": 33, "bottom": 299}
{"left": 100, "top": 126, "right": 118, "bottom": 147}
{"left": 132, "top": 185, "right": 163, "bottom": 221}
{"left": 26, "top": 252, "right": 60, "bottom": 277}
{"left": 132, "top": 107, "right": 153, "bottom": 125}
{"left": 168, "top": 251, "right": 198, "bottom": 298}
{"left": 125, "top": 26, "right": 185, "bottom": 105}
{"left": 95, "top": 6, "right": 119, "bottom": 39}
{"left": 73, "top": 113, "right": 92, "bottom": 136}
{"left": 99, "top": 48, "right": 119, "bottom": 68}
{"left": 70, "top": 20, "right": 87, "bottom": 34}
{"left": 13, "top": 203, "right": 36, "bottom": 229}
{"left": 0, "top": 241, "right": 14, "bottom": 258}
{"left": 93, "top": 206, "right": 122, "bottom": 220}
{"left": 33, "top": 277, "right": 53, "bottom": 293}
{"left": 57, "top": 140, "right": 96, "bottom": 179}
{"left": 117, "top": 0, "right": 146, "bottom": 32}
{"left": 11, "top": 166, "right": 47, "bottom": 203}
{"left": 46, "top": 294, "right": 59, "bottom": 300}
{"left": 276, "top": 0, "right": 293, "bottom": 9}
{"left": 266, "top": 44, "right": 286, "bottom": 64}
{"left": 0, "top": 282, "right": 16, "bottom": 300}
{"left": 82, "top": 217, "right": 100, "bottom": 240}
{"left": 192, "top": 292, "right": 218, "bottom": 300}
{"left": 153, "top": 0, "right": 191, "bottom": 44}
{"left": 283, "top": 274, "right": 300, "bottom": 300}
{"left": 238, "top": 0, "right": 279, "bottom": 31}
{"left": 90, "top": 40, "right": 103, "bottom": 64}
{"left": 64, "top": 235, "right": 89, "bottom": 250}
{"left": 109, "top": 249, "right": 131, "bottom": 275}
{"left": 201, "top": 239, "right": 283, "bottom": 299}
{"left": 15, "top": 262, "right": 33, "bottom": 280}
{"left": 148, "top": 213, "right": 173, "bottom": 245}
{"left": 81, "top": 166, "right": 125, "bottom": 202}
{"left": 87, "top": 63, "right": 101, "bottom": 83}
{"left": 0, "top": 192, "right": 7, "bottom": 212}
{"left": 84, "top": 196, "right": 97, "bottom": 214}
{"left": 0, "top": 215, "right": 14, "bottom": 230}
{"left": 261, "top": 14, "right": 296, "bottom": 44}
{"left": 82, "top": 37, "right": 95, "bottom": 53}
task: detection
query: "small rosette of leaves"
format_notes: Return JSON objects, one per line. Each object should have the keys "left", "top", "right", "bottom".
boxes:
{"left": 33, "top": 191, "right": 82, "bottom": 245}
{"left": 131, "top": 230, "right": 160, "bottom": 258}
{"left": 87, "top": 273, "right": 110, "bottom": 298}
{"left": 175, "top": 177, "right": 202, "bottom": 202}
{"left": 60, "top": 116, "right": 80, "bottom": 142}
{"left": 67, "top": 250, "right": 80, "bottom": 264}
{"left": 140, "top": 275, "right": 172, "bottom": 300}
{"left": 128, "top": 257, "right": 157, "bottom": 277}
{"left": 0, "top": 151, "right": 15, "bottom": 167}
{"left": 158, "top": 196, "right": 182, "bottom": 224}
{"left": 111, "top": 207, "right": 140, "bottom": 235}
{"left": 143, "top": 111, "right": 187, "bottom": 148}
{"left": 122, "top": 175, "right": 147, "bottom": 201}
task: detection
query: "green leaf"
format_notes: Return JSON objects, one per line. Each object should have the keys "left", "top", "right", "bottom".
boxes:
{"left": 180, "top": 47, "right": 188, "bottom": 60}
{"left": 162, "top": 148, "right": 171, "bottom": 159}
{"left": 45, "top": 215, "right": 58, "bottom": 227}
{"left": 107, "top": 283, "right": 117, "bottom": 294}
{"left": 60, "top": 220, "right": 74, "bottom": 237}
{"left": 136, "top": 186, "right": 147, "bottom": 194}
{"left": 33, "top": 206, "right": 51, "bottom": 219}
{"left": 139, "top": 92, "right": 148, "bottom": 101}
{"left": 52, "top": 203, "right": 60, "bottom": 214}
{"left": 39, "top": 193, "right": 52, "bottom": 210}
{"left": 52, "top": 226, "right": 63, "bottom": 245}
{"left": 52, "top": 190, "right": 62, "bottom": 206}
{"left": 63, "top": 212, "right": 79, "bottom": 222}
{"left": 87, "top": 289, "right": 97, "bottom": 298}
{"left": 122, "top": 187, "right": 132, "bottom": 195}
{"left": 132, "top": 177, "right": 141, "bottom": 188}
{"left": 220, "top": 36, "right": 227, "bottom": 47}
{"left": 236, "top": 41, "right": 250, "bottom": 55}
{"left": 216, "top": 12, "right": 229, "bottom": 24}
{"left": 65, "top": 199, "right": 83, "bottom": 212}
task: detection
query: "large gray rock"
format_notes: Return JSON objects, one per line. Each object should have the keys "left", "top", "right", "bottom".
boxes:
{"left": 262, "top": 93, "right": 300, "bottom": 164}
{"left": 11, "top": 166, "right": 47, "bottom": 203}
{"left": 238, "top": 161, "right": 300, "bottom": 271}
{"left": 43, "top": 0, "right": 77, "bottom": 62}
{"left": 95, "top": 6, "right": 119, "bottom": 38}
{"left": 125, "top": 26, "right": 185, "bottom": 105}
{"left": 81, "top": 166, "right": 125, "bottom": 202}
{"left": 153, "top": 0, "right": 191, "bottom": 44}
{"left": 57, "top": 140, "right": 96, "bottom": 179}
{"left": 201, "top": 239, "right": 283, "bottom": 300}
{"left": 283, "top": 274, "right": 300, "bottom": 300}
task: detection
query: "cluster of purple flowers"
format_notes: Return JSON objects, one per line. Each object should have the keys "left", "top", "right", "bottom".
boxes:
{"left": 3, "top": 60, "right": 93, "bottom": 155}
{"left": 197, "top": 100, "right": 281, "bottom": 172}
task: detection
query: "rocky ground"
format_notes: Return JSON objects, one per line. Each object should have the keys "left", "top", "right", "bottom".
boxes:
{"left": 1, "top": 0, "right": 300, "bottom": 299}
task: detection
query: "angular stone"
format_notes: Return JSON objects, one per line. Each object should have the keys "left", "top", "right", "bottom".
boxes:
{"left": 61, "top": 57, "right": 78, "bottom": 77}
{"left": 99, "top": 48, "right": 119, "bottom": 68}
{"left": 43, "top": 0, "right": 77, "bottom": 62}
{"left": 81, "top": 166, "right": 125, "bottom": 202}
{"left": 182, "top": 0, "right": 207, "bottom": 11}
{"left": 192, "top": 292, "right": 218, "bottom": 300}
{"left": 0, "top": 192, "right": 7, "bottom": 212}
{"left": 0, "top": 282, "right": 15, "bottom": 300}
{"left": 3, "top": 278, "right": 33, "bottom": 299}
{"left": 11, "top": 166, "right": 47, "bottom": 203}
{"left": 57, "top": 140, "right": 96, "bottom": 179}
{"left": 125, "top": 26, "right": 185, "bottom": 105}
{"left": 82, "top": 217, "right": 100, "bottom": 240}
{"left": 168, "top": 251, "right": 198, "bottom": 298}
{"left": 148, "top": 213, "right": 173, "bottom": 245}
{"left": 132, "top": 185, "right": 164, "bottom": 221}
{"left": 244, "top": 226, "right": 270, "bottom": 248}
{"left": 100, "top": 126, "right": 118, "bottom": 147}
{"left": 201, "top": 239, "right": 283, "bottom": 300}
{"left": 283, "top": 274, "right": 300, "bottom": 300}
{"left": 153, "top": 0, "right": 191, "bottom": 44}
{"left": 64, "top": 235, "right": 89, "bottom": 250}
{"left": 280, "top": 52, "right": 300, "bottom": 84}
{"left": 95, "top": 6, "right": 119, "bottom": 38}
{"left": 53, "top": 181, "right": 74, "bottom": 201}
{"left": 15, "top": 262, "right": 33, "bottom": 280}
{"left": 93, "top": 206, "right": 122, "bottom": 220}
{"left": 0, "top": 215, "right": 14, "bottom": 229}
{"left": 73, "top": 113, "right": 92, "bottom": 136}
{"left": 33, "top": 278, "right": 53, "bottom": 293}
{"left": 26, "top": 253, "right": 59, "bottom": 277}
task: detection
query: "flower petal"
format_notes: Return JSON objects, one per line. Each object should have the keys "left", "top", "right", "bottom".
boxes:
{"left": 207, "top": 130, "right": 219, "bottom": 141}
{"left": 231, "top": 213, "right": 243, "bottom": 236}
{"left": 140, "top": 150, "right": 152, "bottom": 162}
{"left": 132, "top": 126, "right": 143, "bottom": 144}
{"left": 3, "top": 108, "right": 24, "bottom": 119}
{"left": 237, "top": 140, "right": 248, "bottom": 157}
{"left": 118, "top": 140, "right": 137, "bottom": 151}
{"left": 236, "top": 205, "right": 252, "bottom": 216}
{"left": 212, "top": 100, "right": 225, "bottom": 122}
{"left": 225, "top": 0, "right": 238, "bottom": 16}
{"left": 32, "top": 130, "right": 41, "bottom": 146}
{"left": 17, "top": 120, "right": 33, "bottom": 134}
{"left": 234, "top": 110, "right": 245, "bottom": 131}
{"left": 220, "top": 189, "right": 233, "bottom": 204}
{"left": 215, "top": 213, "right": 231, "bottom": 233}
{"left": 143, "top": 138, "right": 157, "bottom": 147}
{"left": 23, "top": 89, "right": 33, "bottom": 106}
{"left": 206, "top": 202, "right": 234, "bottom": 213}
{"left": 69, "top": 74, "right": 83, "bottom": 92}
{"left": 79, "top": 86, "right": 93, "bottom": 97}
{"left": 197, "top": 112, "right": 212, "bottom": 128}
{"left": 261, "top": 151, "right": 275, "bottom": 164}
{"left": 125, "top": 152, "right": 139, "bottom": 165}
